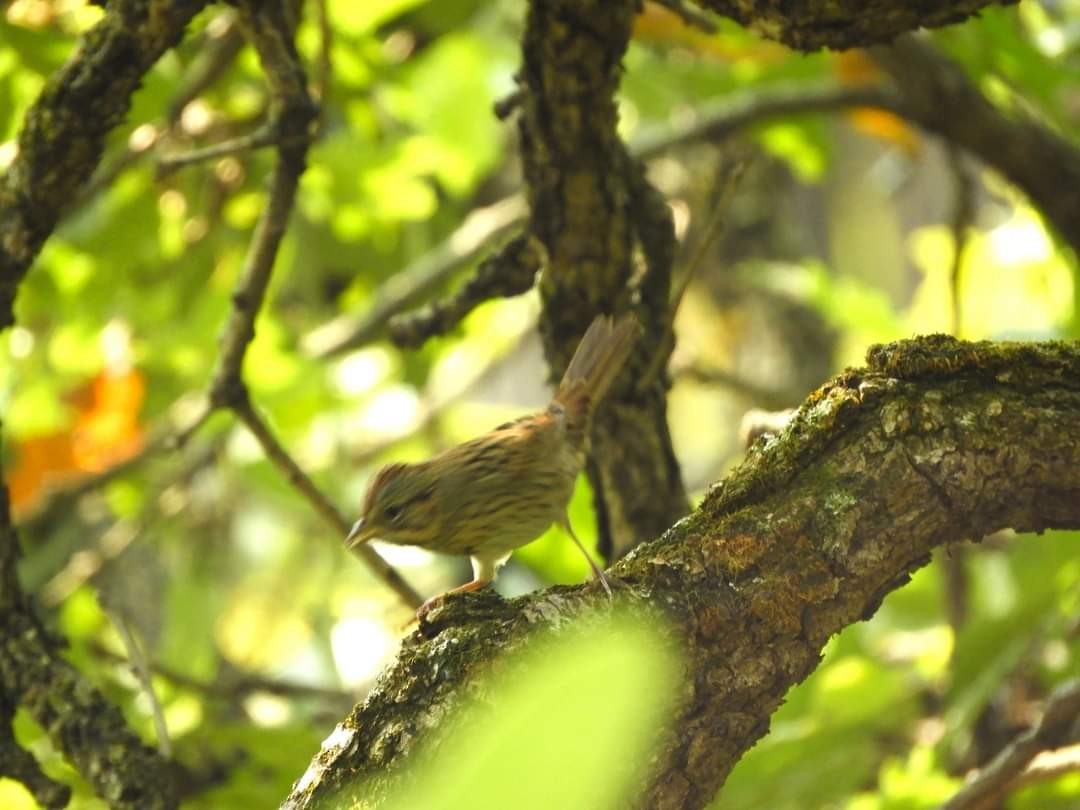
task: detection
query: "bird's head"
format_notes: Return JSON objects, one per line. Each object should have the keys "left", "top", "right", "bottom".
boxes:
{"left": 347, "top": 462, "right": 439, "bottom": 548}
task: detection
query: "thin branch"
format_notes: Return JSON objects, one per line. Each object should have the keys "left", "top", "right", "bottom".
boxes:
{"left": 631, "top": 83, "right": 905, "bottom": 161}
{"left": 387, "top": 232, "right": 544, "bottom": 348}
{"left": 493, "top": 88, "right": 524, "bottom": 120}
{"left": 650, "top": 0, "right": 719, "bottom": 33}
{"left": 109, "top": 610, "right": 173, "bottom": 758}
{"left": 74, "top": 128, "right": 162, "bottom": 209}
{"left": 942, "top": 678, "right": 1080, "bottom": 810}
{"left": 157, "top": 123, "right": 308, "bottom": 176}
{"left": 312, "top": 0, "right": 333, "bottom": 133}
{"left": 676, "top": 364, "right": 800, "bottom": 411}
{"left": 90, "top": 642, "right": 354, "bottom": 704}
{"left": 635, "top": 150, "right": 752, "bottom": 394}
{"left": 670, "top": 151, "right": 752, "bottom": 314}
{"left": 302, "top": 194, "right": 527, "bottom": 358}
{"left": 188, "top": 0, "right": 422, "bottom": 610}
{"left": 231, "top": 396, "right": 422, "bottom": 609}
{"left": 870, "top": 35, "right": 1080, "bottom": 254}
{"left": 947, "top": 145, "right": 976, "bottom": 338}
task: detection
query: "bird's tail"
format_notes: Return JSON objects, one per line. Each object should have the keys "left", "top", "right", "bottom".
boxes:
{"left": 554, "top": 314, "right": 641, "bottom": 439}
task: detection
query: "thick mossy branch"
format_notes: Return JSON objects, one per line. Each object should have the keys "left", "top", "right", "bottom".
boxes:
{"left": 695, "top": 0, "right": 1016, "bottom": 51}
{"left": 281, "top": 337, "right": 1080, "bottom": 810}
{"left": 0, "top": 486, "right": 178, "bottom": 810}
{"left": 0, "top": 0, "right": 208, "bottom": 329}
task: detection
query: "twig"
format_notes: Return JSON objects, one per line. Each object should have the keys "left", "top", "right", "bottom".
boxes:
{"left": 669, "top": 149, "right": 752, "bottom": 314}
{"left": 631, "top": 83, "right": 905, "bottom": 161}
{"left": 493, "top": 88, "right": 524, "bottom": 120}
{"left": 301, "top": 194, "right": 527, "bottom": 358}
{"left": 942, "top": 678, "right": 1080, "bottom": 810}
{"left": 311, "top": 0, "right": 332, "bottom": 133}
{"left": 190, "top": 1, "right": 421, "bottom": 610}
{"left": 74, "top": 129, "right": 161, "bottom": 209}
{"left": 157, "top": 123, "right": 306, "bottom": 176}
{"left": 941, "top": 543, "right": 970, "bottom": 633}
{"left": 650, "top": 0, "right": 719, "bottom": 33}
{"left": 231, "top": 397, "right": 422, "bottom": 608}
{"left": 109, "top": 610, "right": 173, "bottom": 758}
{"left": 387, "top": 232, "right": 544, "bottom": 348}
{"left": 947, "top": 145, "right": 976, "bottom": 337}
{"left": 636, "top": 150, "right": 752, "bottom": 391}
{"left": 91, "top": 642, "right": 354, "bottom": 704}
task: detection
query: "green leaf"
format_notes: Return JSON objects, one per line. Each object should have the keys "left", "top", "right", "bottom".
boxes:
{"left": 338, "top": 611, "right": 680, "bottom": 810}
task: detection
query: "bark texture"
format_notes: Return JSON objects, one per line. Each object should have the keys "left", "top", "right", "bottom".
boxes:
{"left": 0, "top": 485, "right": 178, "bottom": 809}
{"left": 518, "top": 0, "right": 690, "bottom": 560}
{"left": 697, "top": 0, "right": 1017, "bottom": 50}
{"left": 281, "top": 336, "right": 1080, "bottom": 810}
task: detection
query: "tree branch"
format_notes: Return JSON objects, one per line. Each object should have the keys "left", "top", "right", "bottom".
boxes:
{"left": 386, "top": 232, "right": 544, "bottom": 349}
{"left": 942, "top": 678, "right": 1080, "bottom": 810}
{"left": 231, "top": 396, "right": 422, "bottom": 609}
{"left": 194, "top": 0, "right": 422, "bottom": 610}
{"left": 301, "top": 194, "right": 526, "bottom": 358}
{"left": 0, "top": 0, "right": 209, "bottom": 329}
{"left": 520, "top": 0, "right": 689, "bottom": 558}
{"left": 870, "top": 35, "right": 1080, "bottom": 255}
{"left": 0, "top": 483, "right": 178, "bottom": 809}
{"left": 695, "top": 0, "right": 1016, "bottom": 51}
{"left": 282, "top": 336, "right": 1080, "bottom": 810}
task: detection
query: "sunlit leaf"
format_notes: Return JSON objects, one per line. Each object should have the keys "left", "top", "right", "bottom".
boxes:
{"left": 338, "top": 611, "right": 681, "bottom": 810}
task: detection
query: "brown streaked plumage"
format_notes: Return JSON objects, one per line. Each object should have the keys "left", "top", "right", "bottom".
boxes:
{"left": 347, "top": 314, "right": 641, "bottom": 615}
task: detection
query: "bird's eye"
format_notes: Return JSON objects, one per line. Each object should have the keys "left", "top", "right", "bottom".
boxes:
{"left": 383, "top": 504, "right": 403, "bottom": 524}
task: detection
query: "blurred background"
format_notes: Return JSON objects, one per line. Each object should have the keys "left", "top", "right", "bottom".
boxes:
{"left": 1, "top": 0, "right": 1078, "bottom": 807}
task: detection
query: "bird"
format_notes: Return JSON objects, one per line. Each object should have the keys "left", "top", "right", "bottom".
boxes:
{"left": 345, "top": 313, "right": 641, "bottom": 616}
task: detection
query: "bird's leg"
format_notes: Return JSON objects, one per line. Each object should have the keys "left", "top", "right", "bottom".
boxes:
{"left": 415, "top": 554, "right": 506, "bottom": 623}
{"left": 412, "top": 579, "right": 486, "bottom": 624}
{"left": 560, "top": 519, "right": 613, "bottom": 599}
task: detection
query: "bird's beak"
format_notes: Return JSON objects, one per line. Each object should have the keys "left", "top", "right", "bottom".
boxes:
{"left": 345, "top": 518, "right": 373, "bottom": 548}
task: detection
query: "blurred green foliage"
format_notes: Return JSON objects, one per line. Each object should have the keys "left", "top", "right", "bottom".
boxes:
{"left": 1, "top": 0, "right": 1079, "bottom": 807}
{"left": 363, "top": 611, "right": 679, "bottom": 810}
